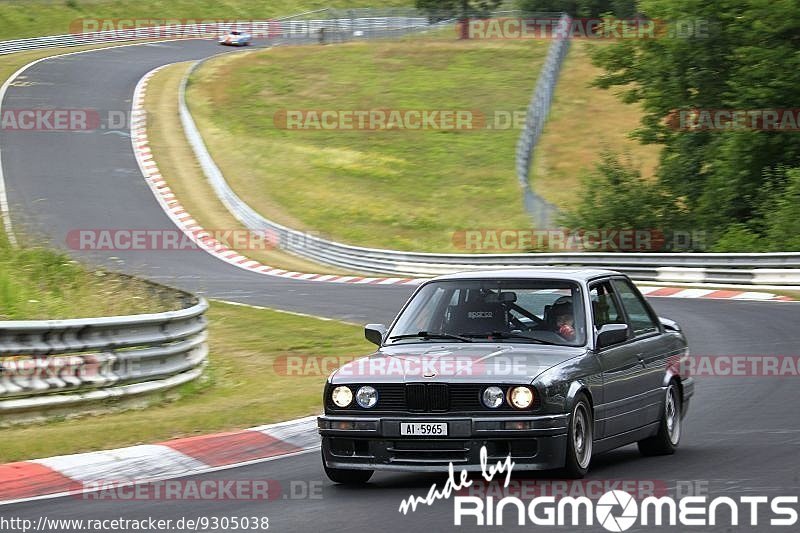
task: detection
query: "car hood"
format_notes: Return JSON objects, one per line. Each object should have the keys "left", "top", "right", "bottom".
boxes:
{"left": 328, "top": 343, "right": 587, "bottom": 384}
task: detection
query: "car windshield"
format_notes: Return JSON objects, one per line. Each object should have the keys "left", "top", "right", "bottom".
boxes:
{"left": 387, "top": 279, "right": 586, "bottom": 347}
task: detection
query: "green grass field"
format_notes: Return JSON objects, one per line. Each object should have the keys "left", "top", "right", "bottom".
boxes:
{"left": 0, "top": 0, "right": 410, "bottom": 41}
{"left": 0, "top": 233, "right": 183, "bottom": 319}
{"left": 530, "top": 42, "right": 661, "bottom": 209}
{"left": 0, "top": 300, "right": 371, "bottom": 462}
{"left": 143, "top": 61, "right": 360, "bottom": 275}
{"left": 188, "top": 38, "right": 546, "bottom": 251}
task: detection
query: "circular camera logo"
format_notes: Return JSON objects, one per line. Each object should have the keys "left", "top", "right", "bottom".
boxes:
{"left": 596, "top": 490, "right": 639, "bottom": 532}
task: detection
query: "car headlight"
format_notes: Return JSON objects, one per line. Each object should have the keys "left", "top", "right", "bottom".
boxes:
{"left": 355, "top": 385, "right": 378, "bottom": 408}
{"left": 508, "top": 386, "right": 534, "bottom": 409}
{"left": 482, "top": 386, "right": 504, "bottom": 408}
{"left": 331, "top": 386, "right": 352, "bottom": 407}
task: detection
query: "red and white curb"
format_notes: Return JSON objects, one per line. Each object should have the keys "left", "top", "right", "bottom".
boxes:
{"left": 131, "top": 66, "right": 419, "bottom": 287}
{"left": 0, "top": 416, "right": 318, "bottom": 505}
{"left": 638, "top": 286, "right": 791, "bottom": 301}
{"left": 130, "top": 68, "right": 793, "bottom": 302}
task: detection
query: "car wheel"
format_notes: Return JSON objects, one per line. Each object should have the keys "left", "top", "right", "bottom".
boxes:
{"left": 563, "top": 393, "right": 593, "bottom": 478}
{"left": 638, "top": 380, "right": 682, "bottom": 456}
{"left": 322, "top": 450, "right": 373, "bottom": 484}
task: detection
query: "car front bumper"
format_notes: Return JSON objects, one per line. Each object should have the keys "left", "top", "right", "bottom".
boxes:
{"left": 318, "top": 413, "right": 568, "bottom": 472}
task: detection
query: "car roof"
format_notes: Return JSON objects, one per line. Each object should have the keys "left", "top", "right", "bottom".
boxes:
{"left": 429, "top": 268, "right": 622, "bottom": 283}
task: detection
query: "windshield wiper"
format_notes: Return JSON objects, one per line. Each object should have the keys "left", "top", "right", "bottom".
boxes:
{"left": 388, "top": 331, "right": 473, "bottom": 343}
{"left": 461, "top": 331, "right": 561, "bottom": 345}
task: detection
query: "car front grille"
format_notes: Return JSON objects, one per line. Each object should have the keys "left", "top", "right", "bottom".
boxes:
{"left": 326, "top": 383, "right": 539, "bottom": 412}
{"left": 406, "top": 383, "right": 449, "bottom": 412}
{"left": 405, "top": 383, "right": 427, "bottom": 411}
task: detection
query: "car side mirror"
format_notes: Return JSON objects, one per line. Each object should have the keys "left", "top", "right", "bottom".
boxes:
{"left": 596, "top": 323, "right": 629, "bottom": 349}
{"left": 365, "top": 324, "right": 387, "bottom": 346}
{"left": 659, "top": 316, "right": 682, "bottom": 333}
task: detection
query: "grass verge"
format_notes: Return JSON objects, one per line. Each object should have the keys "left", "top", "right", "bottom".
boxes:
{"left": 0, "top": 300, "right": 371, "bottom": 463}
{"left": 530, "top": 42, "right": 661, "bottom": 209}
{"left": 0, "top": 234, "right": 182, "bottom": 319}
{"left": 187, "top": 38, "right": 546, "bottom": 251}
{"left": 144, "top": 61, "right": 353, "bottom": 274}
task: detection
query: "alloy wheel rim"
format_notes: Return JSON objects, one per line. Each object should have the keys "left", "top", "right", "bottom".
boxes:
{"left": 666, "top": 385, "right": 681, "bottom": 445}
{"left": 573, "top": 404, "right": 592, "bottom": 469}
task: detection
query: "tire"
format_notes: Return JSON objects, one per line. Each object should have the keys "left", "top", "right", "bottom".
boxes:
{"left": 322, "top": 450, "right": 373, "bottom": 484}
{"left": 638, "top": 380, "right": 682, "bottom": 456}
{"left": 563, "top": 393, "right": 593, "bottom": 478}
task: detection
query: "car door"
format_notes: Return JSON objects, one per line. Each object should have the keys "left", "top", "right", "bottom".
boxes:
{"left": 610, "top": 277, "right": 673, "bottom": 426}
{"left": 590, "top": 279, "right": 651, "bottom": 438}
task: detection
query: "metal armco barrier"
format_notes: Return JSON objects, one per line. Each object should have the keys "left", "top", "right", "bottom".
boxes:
{"left": 0, "top": 295, "right": 208, "bottom": 416}
{"left": 515, "top": 12, "right": 570, "bottom": 227}
{"left": 177, "top": 54, "right": 800, "bottom": 286}
{"left": 7, "top": 9, "right": 793, "bottom": 288}
{"left": 0, "top": 12, "right": 431, "bottom": 55}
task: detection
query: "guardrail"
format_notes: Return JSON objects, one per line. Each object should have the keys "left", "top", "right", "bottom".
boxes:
{"left": 0, "top": 14, "right": 432, "bottom": 55}
{"left": 515, "top": 12, "right": 570, "bottom": 227}
{"left": 0, "top": 292, "right": 208, "bottom": 420}
{"left": 177, "top": 45, "right": 800, "bottom": 287}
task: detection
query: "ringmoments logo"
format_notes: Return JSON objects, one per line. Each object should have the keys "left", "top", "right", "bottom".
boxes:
{"left": 596, "top": 490, "right": 638, "bottom": 531}
{"left": 396, "top": 450, "right": 799, "bottom": 529}
{"left": 452, "top": 490, "right": 799, "bottom": 528}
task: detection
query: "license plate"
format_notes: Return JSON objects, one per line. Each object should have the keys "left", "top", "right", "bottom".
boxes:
{"left": 400, "top": 422, "right": 448, "bottom": 436}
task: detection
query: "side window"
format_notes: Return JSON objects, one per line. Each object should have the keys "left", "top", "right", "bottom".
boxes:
{"left": 589, "top": 282, "right": 624, "bottom": 329}
{"left": 612, "top": 278, "right": 659, "bottom": 336}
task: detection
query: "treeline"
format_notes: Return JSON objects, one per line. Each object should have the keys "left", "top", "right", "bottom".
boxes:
{"left": 414, "top": 0, "right": 800, "bottom": 251}
{"left": 414, "top": 0, "right": 638, "bottom": 18}
{"left": 557, "top": 0, "right": 800, "bottom": 251}
{"left": 415, "top": 0, "right": 637, "bottom": 18}
{"left": 517, "top": 0, "right": 637, "bottom": 17}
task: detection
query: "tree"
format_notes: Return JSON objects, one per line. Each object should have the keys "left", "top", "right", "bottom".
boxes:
{"left": 516, "top": 0, "right": 637, "bottom": 17}
{"left": 416, "top": 0, "right": 504, "bottom": 19}
{"left": 416, "top": 0, "right": 503, "bottom": 37}
{"left": 560, "top": 152, "right": 681, "bottom": 232}
{"left": 585, "top": 0, "right": 800, "bottom": 250}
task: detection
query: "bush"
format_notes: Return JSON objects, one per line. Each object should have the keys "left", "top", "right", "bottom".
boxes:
{"left": 560, "top": 151, "right": 679, "bottom": 233}
{"left": 711, "top": 223, "right": 766, "bottom": 252}
{"left": 762, "top": 167, "right": 800, "bottom": 251}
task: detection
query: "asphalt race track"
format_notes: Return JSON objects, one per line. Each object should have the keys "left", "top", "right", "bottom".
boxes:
{"left": 2, "top": 39, "right": 800, "bottom": 531}
{"left": 0, "top": 38, "right": 413, "bottom": 325}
